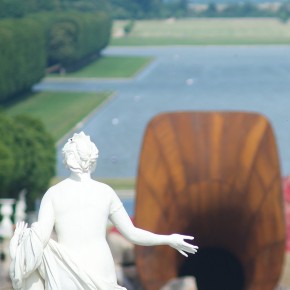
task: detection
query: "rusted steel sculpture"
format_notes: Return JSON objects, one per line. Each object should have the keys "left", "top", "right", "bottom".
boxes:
{"left": 135, "top": 112, "right": 286, "bottom": 290}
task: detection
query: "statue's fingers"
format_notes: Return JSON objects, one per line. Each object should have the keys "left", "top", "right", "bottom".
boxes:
{"left": 191, "top": 247, "right": 198, "bottom": 253}
{"left": 182, "top": 235, "right": 194, "bottom": 240}
{"left": 178, "top": 249, "right": 188, "bottom": 257}
{"left": 183, "top": 241, "right": 193, "bottom": 247}
{"left": 182, "top": 245, "right": 198, "bottom": 254}
{"left": 182, "top": 241, "right": 199, "bottom": 249}
{"left": 17, "top": 221, "right": 27, "bottom": 234}
{"left": 15, "top": 222, "right": 21, "bottom": 231}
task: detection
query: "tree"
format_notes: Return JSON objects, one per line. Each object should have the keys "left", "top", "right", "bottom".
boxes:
{"left": 59, "top": 0, "right": 109, "bottom": 12}
{"left": 205, "top": 2, "right": 217, "bottom": 17}
{"left": 109, "top": 0, "right": 140, "bottom": 19}
{"left": 277, "top": 3, "right": 290, "bottom": 23}
{"left": 0, "top": 114, "right": 15, "bottom": 194}
{"left": 0, "top": 113, "right": 56, "bottom": 209}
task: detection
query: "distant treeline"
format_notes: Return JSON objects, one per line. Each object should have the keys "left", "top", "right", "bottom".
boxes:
{"left": 189, "top": 2, "right": 290, "bottom": 21}
{"left": 109, "top": 0, "right": 290, "bottom": 22}
{"left": 0, "top": 0, "right": 111, "bottom": 103}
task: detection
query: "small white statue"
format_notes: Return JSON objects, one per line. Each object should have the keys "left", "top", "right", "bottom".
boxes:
{"left": 9, "top": 132, "right": 198, "bottom": 290}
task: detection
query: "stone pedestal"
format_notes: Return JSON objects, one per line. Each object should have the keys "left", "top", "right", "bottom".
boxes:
{"left": 0, "top": 199, "right": 15, "bottom": 238}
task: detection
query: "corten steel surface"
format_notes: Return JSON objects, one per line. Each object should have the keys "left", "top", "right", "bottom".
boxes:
{"left": 135, "top": 111, "right": 286, "bottom": 290}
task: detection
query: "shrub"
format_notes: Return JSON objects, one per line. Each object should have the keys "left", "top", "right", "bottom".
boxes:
{"left": 123, "top": 19, "right": 134, "bottom": 35}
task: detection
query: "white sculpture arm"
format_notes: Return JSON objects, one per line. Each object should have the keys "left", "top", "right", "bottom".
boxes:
{"left": 36, "top": 191, "right": 55, "bottom": 247}
{"left": 110, "top": 207, "right": 198, "bottom": 257}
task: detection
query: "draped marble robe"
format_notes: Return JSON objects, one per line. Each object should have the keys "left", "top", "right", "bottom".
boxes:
{"left": 10, "top": 219, "right": 127, "bottom": 290}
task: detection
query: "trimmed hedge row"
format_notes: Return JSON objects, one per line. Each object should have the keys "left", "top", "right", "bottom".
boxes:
{"left": 0, "top": 0, "right": 59, "bottom": 19}
{"left": 31, "top": 11, "right": 112, "bottom": 66}
{"left": 0, "top": 11, "right": 111, "bottom": 102}
{"left": 0, "top": 0, "right": 109, "bottom": 19}
{"left": 0, "top": 18, "right": 46, "bottom": 102}
{"left": 0, "top": 113, "right": 55, "bottom": 209}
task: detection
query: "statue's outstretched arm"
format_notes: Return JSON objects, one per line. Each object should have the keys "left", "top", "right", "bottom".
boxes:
{"left": 109, "top": 207, "right": 198, "bottom": 257}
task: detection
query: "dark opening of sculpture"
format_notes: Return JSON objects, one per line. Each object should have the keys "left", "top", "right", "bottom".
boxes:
{"left": 179, "top": 247, "right": 245, "bottom": 290}
{"left": 135, "top": 112, "right": 286, "bottom": 290}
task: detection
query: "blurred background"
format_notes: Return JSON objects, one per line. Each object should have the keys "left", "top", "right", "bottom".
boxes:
{"left": 0, "top": 0, "right": 290, "bottom": 289}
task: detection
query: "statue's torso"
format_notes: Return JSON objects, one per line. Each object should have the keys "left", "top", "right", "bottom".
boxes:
{"left": 48, "top": 179, "right": 119, "bottom": 283}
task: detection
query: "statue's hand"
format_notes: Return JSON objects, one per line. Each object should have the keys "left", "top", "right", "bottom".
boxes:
{"left": 169, "top": 234, "right": 198, "bottom": 257}
{"left": 14, "top": 221, "right": 27, "bottom": 239}
{"left": 10, "top": 221, "right": 27, "bottom": 260}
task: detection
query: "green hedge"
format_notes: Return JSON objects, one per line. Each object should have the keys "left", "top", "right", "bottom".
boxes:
{"left": 0, "top": 18, "right": 46, "bottom": 102}
{"left": 0, "top": 0, "right": 110, "bottom": 19}
{"left": 0, "top": 0, "right": 60, "bottom": 19}
{"left": 30, "top": 11, "right": 112, "bottom": 66}
{"left": 0, "top": 11, "right": 111, "bottom": 102}
{"left": 0, "top": 113, "right": 55, "bottom": 209}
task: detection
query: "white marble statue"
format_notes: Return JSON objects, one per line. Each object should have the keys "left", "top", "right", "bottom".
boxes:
{"left": 9, "top": 132, "right": 198, "bottom": 290}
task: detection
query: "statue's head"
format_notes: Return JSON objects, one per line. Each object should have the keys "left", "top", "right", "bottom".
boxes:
{"left": 62, "top": 132, "right": 99, "bottom": 173}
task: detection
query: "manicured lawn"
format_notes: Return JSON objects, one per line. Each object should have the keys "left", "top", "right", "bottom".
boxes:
{"left": 111, "top": 18, "right": 290, "bottom": 45}
{"left": 49, "top": 55, "right": 153, "bottom": 78}
{"left": 99, "top": 178, "right": 135, "bottom": 190}
{"left": 6, "top": 91, "right": 111, "bottom": 140}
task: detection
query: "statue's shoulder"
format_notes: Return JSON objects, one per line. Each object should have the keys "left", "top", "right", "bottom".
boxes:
{"left": 43, "top": 179, "right": 69, "bottom": 197}
{"left": 93, "top": 180, "right": 112, "bottom": 189}
{"left": 93, "top": 180, "right": 115, "bottom": 195}
{"left": 49, "top": 178, "right": 68, "bottom": 189}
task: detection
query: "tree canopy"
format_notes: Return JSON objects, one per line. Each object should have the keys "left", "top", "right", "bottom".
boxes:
{"left": 0, "top": 0, "right": 110, "bottom": 18}
{"left": 0, "top": 113, "right": 55, "bottom": 209}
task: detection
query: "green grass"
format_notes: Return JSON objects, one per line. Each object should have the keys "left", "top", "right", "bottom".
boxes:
{"left": 99, "top": 178, "right": 135, "bottom": 190}
{"left": 111, "top": 18, "right": 290, "bottom": 46}
{"left": 49, "top": 56, "right": 153, "bottom": 78}
{"left": 6, "top": 91, "right": 112, "bottom": 140}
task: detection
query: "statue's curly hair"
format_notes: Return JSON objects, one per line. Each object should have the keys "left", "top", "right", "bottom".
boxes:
{"left": 62, "top": 132, "right": 99, "bottom": 173}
